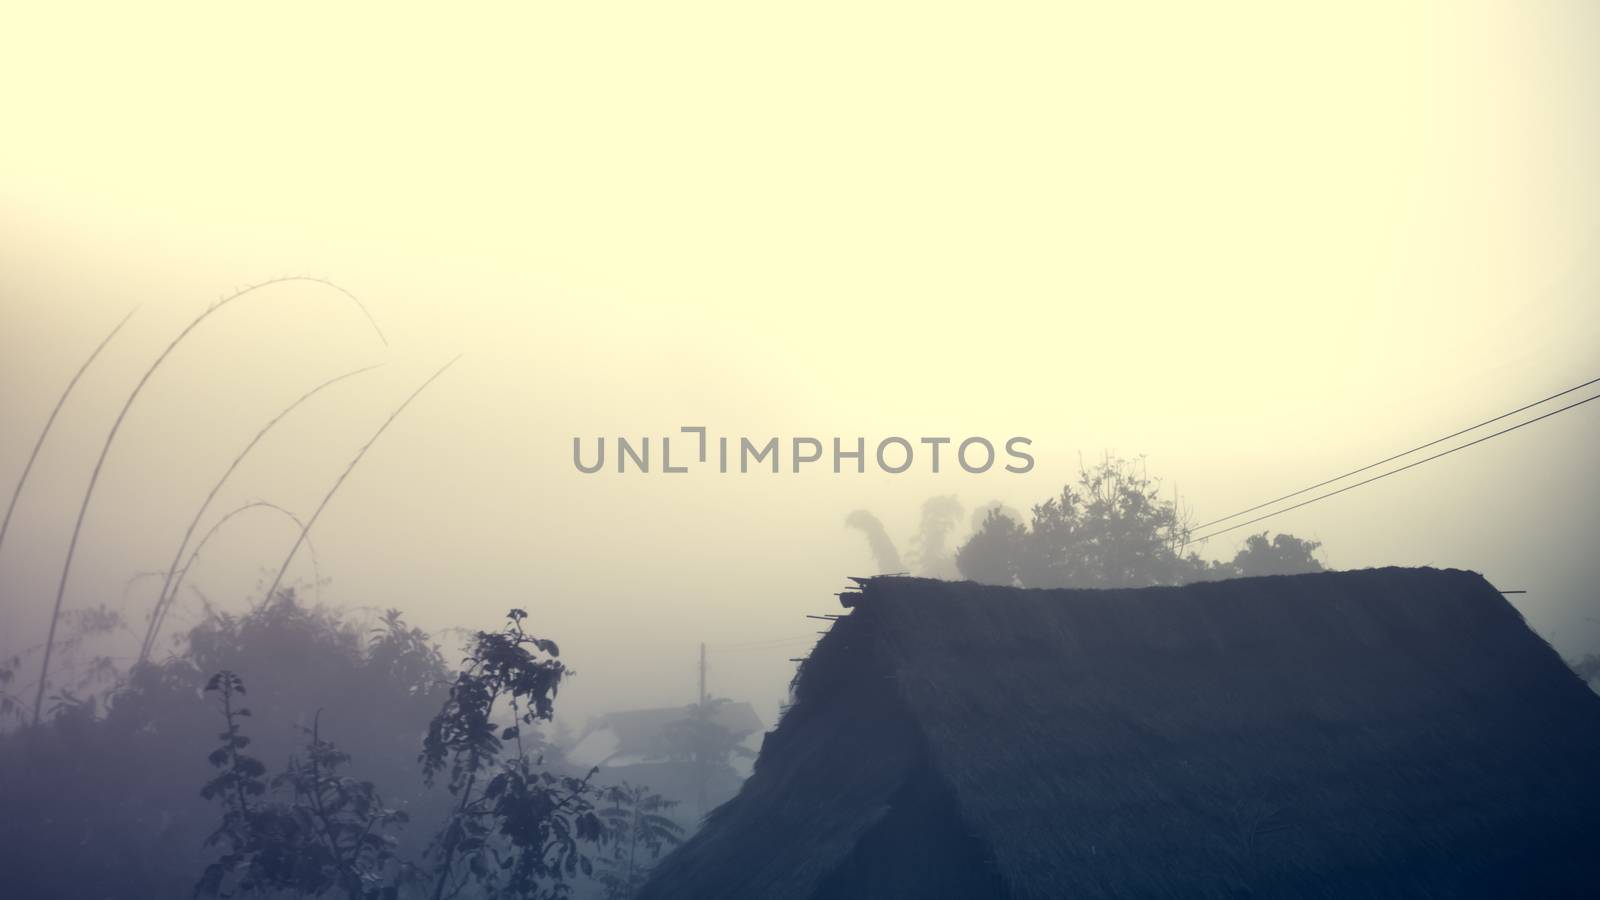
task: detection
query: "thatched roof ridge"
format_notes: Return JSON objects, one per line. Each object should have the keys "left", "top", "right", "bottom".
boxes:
{"left": 639, "top": 567, "right": 1600, "bottom": 900}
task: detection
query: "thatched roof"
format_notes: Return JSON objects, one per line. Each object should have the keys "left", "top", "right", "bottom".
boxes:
{"left": 637, "top": 568, "right": 1600, "bottom": 899}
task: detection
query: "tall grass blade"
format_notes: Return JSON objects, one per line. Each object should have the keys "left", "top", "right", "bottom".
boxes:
{"left": 260, "top": 356, "right": 460, "bottom": 608}
{"left": 144, "top": 500, "right": 320, "bottom": 659}
{"left": 0, "top": 307, "right": 136, "bottom": 567}
{"left": 33, "top": 276, "right": 385, "bottom": 724}
{"left": 137, "top": 365, "right": 379, "bottom": 662}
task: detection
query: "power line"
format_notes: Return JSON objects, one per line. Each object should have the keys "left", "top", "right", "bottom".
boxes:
{"left": 707, "top": 381, "right": 1600, "bottom": 642}
{"left": 1191, "top": 374, "right": 1600, "bottom": 533}
{"left": 1184, "top": 391, "right": 1600, "bottom": 545}
{"left": 716, "top": 637, "right": 819, "bottom": 650}
{"left": 705, "top": 634, "right": 818, "bottom": 651}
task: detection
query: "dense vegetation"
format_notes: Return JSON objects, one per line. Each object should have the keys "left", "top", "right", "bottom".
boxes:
{"left": 0, "top": 594, "right": 683, "bottom": 899}
{"left": 955, "top": 456, "right": 1324, "bottom": 587}
{"left": 848, "top": 455, "right": 1325, "bottom": 588}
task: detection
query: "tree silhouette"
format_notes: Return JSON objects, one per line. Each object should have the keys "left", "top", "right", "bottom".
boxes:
{"left": 419, "top": 609, "right": 605, "bottom": 900}
{"left": 1222, "top": 532, "right": 1324, "bottom": 578}
{"left": 956, "top": 456, "right": 1323, "bottom": 588}
{"left": 652, "top": 696, "right": 755, "bottom": 818}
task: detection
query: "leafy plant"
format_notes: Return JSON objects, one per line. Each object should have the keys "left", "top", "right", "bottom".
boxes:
{"left": 272, "top": 712, "right": 412, "bottom": 899}
{"left": 0, "top": 595, "right": 451, "bottom": 899}
{"left": 595, "top": 784, "right": 684, "bottom": 900}
{"left": 196, "top": 670, "right": 271, "bottom": 897}
{"left": 420, "top": 609, "right": 607, "bottom": 900}
{"left": 367, "top": 608, "right": 451, "bottom": 700}
{"left": 196, "top": 671, "right": 409, "bottom": 900}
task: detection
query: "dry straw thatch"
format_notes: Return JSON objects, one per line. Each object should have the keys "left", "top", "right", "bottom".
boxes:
{"left": 639, "top": 568, "right": 1600, "bottom": 900}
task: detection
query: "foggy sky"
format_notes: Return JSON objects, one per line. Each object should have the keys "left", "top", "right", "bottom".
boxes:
{"left": 3, "top": 2, "right": 1598, "bottom": 727}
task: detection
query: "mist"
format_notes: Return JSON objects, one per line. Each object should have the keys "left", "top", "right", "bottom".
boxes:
{"left": 2, "top": 3, "right": 1599, "bottom": 898}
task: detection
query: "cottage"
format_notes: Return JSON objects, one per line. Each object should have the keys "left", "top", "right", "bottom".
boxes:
{"left": 568, "top": 702, "right": 764, "bottom": 770}
{"left": 639, "top": 568, "right": 1600, "bottom": 899}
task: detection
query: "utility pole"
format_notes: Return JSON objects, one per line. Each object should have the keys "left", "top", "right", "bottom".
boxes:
{"left": 698, "top": 642, "right": 707, "bottom": 707}
{"left": 696, "top": 641, "right": 709, "bottom": 817}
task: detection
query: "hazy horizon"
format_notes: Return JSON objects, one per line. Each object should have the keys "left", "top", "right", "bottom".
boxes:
{"left": 3, "top": 2, "right": 1598, "bottom": 727}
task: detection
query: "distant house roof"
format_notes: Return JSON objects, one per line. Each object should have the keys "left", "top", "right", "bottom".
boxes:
{"left": 568, "top": 701, "right": 763, "bottom": 769}
{"left": 639, "top": 569, "right": 1600, "bottom": 900}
